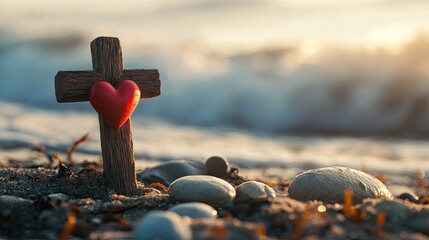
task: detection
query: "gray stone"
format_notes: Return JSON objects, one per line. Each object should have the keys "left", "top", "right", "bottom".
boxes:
{"left": 139, "top": 159, "right": 205, "bottom": 186}
{"left": 397, "top": 192, "right": 419, "bottom": 203}
{"left": 235, "top": 181, "right": 276, "bottom": 202}
{"left": 45, "top": 193, "right": 71, "bottom": 208}
{"left": 47, "top": 193, "right": 70, "bottom": 201}
{"left": 0, "top": 195, "right": 34, "bottom": 217}
{"left": 0, "top": 195, "right": 37, "bottom": 238}
{"left": 133, "top": 211, "right": 192, "bottom": 240}
{"left": 168, "top": 175, "right": 236, "bottom": 207}
{"left": 169, "top": 202, "right": 217, "bottom": 219}
{"left": 205, "top": 156, "right": 229, "bottom": 178}
{"left": 288, "top": 166, "right": 393, "bottom": 204}
{"left": 375, "top": 200, "right": 410, "bottom": 222}
{"left": 406, "top": 211, "right": 429, "bottom": 235}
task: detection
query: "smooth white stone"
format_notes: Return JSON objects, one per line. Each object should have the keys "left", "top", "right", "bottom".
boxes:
{"left": 168, "top": 175, "right": 236, "bottom": 207}
{"left": 288, "top": 166, "right": 393, "bottom": 204}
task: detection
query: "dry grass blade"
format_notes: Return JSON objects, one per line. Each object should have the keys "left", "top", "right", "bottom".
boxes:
{"left": 78, "top": 167, "right": 100, "bottom": 175}
{"left": 343, "top": 189, "right": 366, "bottom": 221}
{"left": 32, "top": 144, "right": 57, "bottom": 166}
{"left": 106, "top": 198, "right": 152, "bottom": 214}
{"left": 292, "top": 208, "right": 313, "bottom": 240}
{"left": 343, "top": 189, "right": 355, "bottom": 217}
{"left": 420, "top": 196, "right": 429, "bottom": 204}
{"left": 26, "top": 173, "right": 44, "bottom": 181}
{"left": 58, "top": 213, "right": 77, "bottom": 240}
{"left": 373, "top": 173, "right": 387, "bottom": 183}
{"left": 67, "top": 133, "right": 90, "bottom": 165}
{"left": 376, "top": 212, "right": 386, "bottom": 238}
{"left": 256, "top": 224, "right": 266, "bottom": 238}
{"left": 212, "top": 225, "right": 229, "bottom": 240}
{"left": 148, "top": 182, "right": 168, "bottom": 191}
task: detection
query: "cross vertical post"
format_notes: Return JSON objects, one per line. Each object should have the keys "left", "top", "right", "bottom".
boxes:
{"left": 91, "top": 37, "right": 136, "bottom": 195}
{"left": 55, "top": 36, "right": 161, "bottom": 195}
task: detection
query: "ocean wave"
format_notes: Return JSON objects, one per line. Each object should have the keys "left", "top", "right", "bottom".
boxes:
{"left": 2, "top": 34, "right": 429, "bottom": 136}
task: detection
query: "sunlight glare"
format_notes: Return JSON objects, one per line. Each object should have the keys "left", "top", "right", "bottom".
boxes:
{"left": 367, "top": 26, "right": 415, "bottom": 55}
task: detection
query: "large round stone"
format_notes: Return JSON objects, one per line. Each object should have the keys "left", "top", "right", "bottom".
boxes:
{"left": 133, "top": 211, "right": 192, "bottom": 240}
{"left": 168, "top": 175, "right": 236, "bottom": 207}
{"left": 288, "top": 166, "right": 393, "bottom": 204}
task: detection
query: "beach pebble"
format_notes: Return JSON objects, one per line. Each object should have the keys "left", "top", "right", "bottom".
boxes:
{"left": 169, "top": 202, "right": 217, "bottom": 219}
{"left": 235, "top": 181, "right": 276, "bottom": 202}
{"left": 375, "top": 200, "right": 410, "bottom": 222}
{"left": 0, "top": 195, "right": 34, "bottom": 217}
{"left": 45, "top": 193, "right": 70, "bottom": 208}
{"left": 139, "top": 159, "right": 205, "bottom": 186}
{"left": 0, "top": 195, "right": 37, "bottom": 237}
{"left": 397, "top": 192, "right": 420, "bottom": 203}
{"left": 133, "top": 211, "right": 192, "bottom": 240}
{"left": 168, "top": 175, "right": 236, "bottom": 207}
{"left": 205, "top": 156, "right": 229, "bottom": 178}
{"left": 406, "top": 211, "right": 429, "bottom": 235}
{"left": 288, "top": 166, "right": 393, "bottom": 204}
{"left": 47, "top": 193, "right": 70, "bottom": 201}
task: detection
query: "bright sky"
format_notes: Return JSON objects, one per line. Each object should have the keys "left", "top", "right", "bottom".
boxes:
{"left": 1, "top": 0, "right": 429, "bottom": 53}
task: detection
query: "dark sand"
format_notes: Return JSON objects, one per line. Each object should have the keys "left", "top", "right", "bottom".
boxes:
{"left": 1, "top": 151, "right": 429, "bottom": 239}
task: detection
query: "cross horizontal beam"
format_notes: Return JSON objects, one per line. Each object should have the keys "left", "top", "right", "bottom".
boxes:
{"left": 55, "top": 69, "right": 160, "bottom": 102}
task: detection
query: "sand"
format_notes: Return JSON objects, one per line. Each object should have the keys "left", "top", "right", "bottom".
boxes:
{"left": 0, "top": 147, "right": 429, "bottom": 240}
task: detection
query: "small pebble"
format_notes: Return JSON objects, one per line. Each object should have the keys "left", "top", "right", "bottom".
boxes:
{"left": 375, "top": 200, "right": 410, "bottom": 222}
{"left": 205, "top": 156, "right": 229, "bottom": 178}
{"left": 140, "top": 159, "right": 205, "bottom": 186}
{"left": 47, "top": 193, "right": 70, "bottom": 201}
{"left": 168, "top": 175, "right": 236, "bottom": 207}
{"left": 133, "top": 211, "right": 192, "bottom": 240}
{"left": 235, "top": 181, "right": 276, "bottom": 202}
{"left": 397, "top": 192, "right": 419, "bottom": 203}
{"left": 288, "top": 166, "right": 393, "bottom": 204}
{"left": 169, "top": 202, "right": 217, "bottom": 219}
{"left": 46, "top": 193, "right": 70, "bottom": 208}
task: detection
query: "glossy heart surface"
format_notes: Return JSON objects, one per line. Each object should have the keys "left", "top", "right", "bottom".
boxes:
{"left": 89, "top": 80, "right": 141, "bottom": 128}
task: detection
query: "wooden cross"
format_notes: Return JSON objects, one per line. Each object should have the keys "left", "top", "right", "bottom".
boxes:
{"left": 55, "top": 36, "right": 161, "bottom": 195}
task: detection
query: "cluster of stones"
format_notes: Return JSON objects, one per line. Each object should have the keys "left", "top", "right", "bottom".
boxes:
{"left": 134, "top": 156, "right": 276, "bottom": 239}
{"left": 134, "top": 158, "right": 400, "bottom": 239}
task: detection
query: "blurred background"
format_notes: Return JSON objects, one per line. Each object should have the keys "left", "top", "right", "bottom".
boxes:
{"left": 1, "top": 0, "right": 429, "bottom": 175}
{"left": 2, "top": 0, "right": 429, "bottom": 137}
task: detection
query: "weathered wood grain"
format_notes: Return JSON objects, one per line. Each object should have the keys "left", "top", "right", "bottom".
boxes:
{"left": 121, "top": 69, "right": 161, "bottom": 98}
{"left": 54, "top": 36, "right": 161, "bottom": 195}
{"left": 55, "top": 69, "right": 160, "bottom": 102}
{"left": 90, "top": 36, "right": 137, "bottom": 195}
{"left": 55, "top": 70, "right": 102, "bottom": 102}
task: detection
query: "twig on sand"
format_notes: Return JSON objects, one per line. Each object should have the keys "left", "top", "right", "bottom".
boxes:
{"left": 67, "top": 133, "right": 90, "bottom": 165}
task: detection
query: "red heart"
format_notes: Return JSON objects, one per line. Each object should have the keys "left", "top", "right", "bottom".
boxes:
{"left": 89, "top": 80, "right": 141, "bottom": 128}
